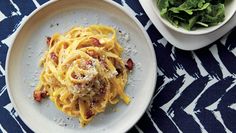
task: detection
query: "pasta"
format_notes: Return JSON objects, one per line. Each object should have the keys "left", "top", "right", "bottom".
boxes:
{"left": 33, "top": 25, "right": 133, "bottom": 126}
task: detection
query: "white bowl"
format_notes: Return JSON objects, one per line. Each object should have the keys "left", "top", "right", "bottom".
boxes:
{"left": 5, "top": 0, "right": 157, "bottom": 133}
{"left": 151, "top": 0, "right": 236, "bottom": 35}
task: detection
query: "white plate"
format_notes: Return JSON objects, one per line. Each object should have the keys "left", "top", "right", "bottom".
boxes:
{"left": 5, "top": 0, "right": 157, "bottom": 133}
{"left": 139, "top": 0, "right": 236, "bottom": 50}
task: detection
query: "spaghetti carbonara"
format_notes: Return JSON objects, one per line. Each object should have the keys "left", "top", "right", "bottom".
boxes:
{"left": 33, "top": 25, "right": 133, "bottom": 126}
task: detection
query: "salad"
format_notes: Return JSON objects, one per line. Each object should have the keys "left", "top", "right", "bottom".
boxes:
{"left": 157, "top": 0, "right": 226, "bottom": 30}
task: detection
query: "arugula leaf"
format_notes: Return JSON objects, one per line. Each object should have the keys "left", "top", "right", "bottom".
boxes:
{"left": 168, "top": 0, "right": 207, "bottom": 15}
{"left": 157, "top": 0, "right": 169, "bottom": 16}
{"left": 157, "top": 0, "right": 169, "bottom": 10}
{"left": 201, "top": 3, "right": 225, "bottom": 24}
{"left": 187, "top": 15, "right": 199, "bottom": 30}
{"left": 193, "top": 3, "right": 210, "bottom": 11}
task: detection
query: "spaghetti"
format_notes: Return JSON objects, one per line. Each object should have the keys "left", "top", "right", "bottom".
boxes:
{"left": 33, "top": 25, "right": 133, "bottom": 126}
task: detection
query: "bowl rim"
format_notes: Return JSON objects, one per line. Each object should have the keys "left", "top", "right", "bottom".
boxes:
{"left": 5, "top": 0, "right": 157, "bottom": 132}
{"left": 151, "top": 0, "right": 236, "bottom": 35}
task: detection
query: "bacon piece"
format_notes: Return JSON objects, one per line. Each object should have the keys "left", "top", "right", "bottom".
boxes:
{"left": 33, "top": 90, "right": 47, "bottom": 102}
{"left": 33, "top": 91, "right": 42, "bottom": 102}
{"left": 85, "top": 60, "right": 93, "bottom": 66}
{"left": 50, "top": 52, "right": 58, "bottom": 64}
{"left": 64, "top": 43, "right": 68, "bottom": 49}
{"left": 41, "top": 90, "right": 47, "bottom": 98}
{"left": 75, "top": 83, "right": 81, "bottom": 88}
{"left": 86, "top": 50, "right": 95, "bottom": 56}
{"left": 125, "top": 58, "right": 134, "bottom": 70}
{"left": 46, "top": 37, "right": 51, "bottom": 46}
{"left": 99, "top": 86, "right": 106, "bottom": 95}
{"left": 91, "top": 37, "right": 101, "bottom": 46}
{"left": 99, "top": 58, "right": 108, "bottom": 69}
{"left": 86, "top": 110, "right": 94, "bottom": 119}
{"left": 86, "top": 50, "right": 99, "bottom": 58}
{"left": 71, "top": 72, "right": 78, "bottom": 79}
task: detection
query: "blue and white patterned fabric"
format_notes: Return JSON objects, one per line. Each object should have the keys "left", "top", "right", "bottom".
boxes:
{"left": 1, "top": 0, "right": 236, "bottom": 133}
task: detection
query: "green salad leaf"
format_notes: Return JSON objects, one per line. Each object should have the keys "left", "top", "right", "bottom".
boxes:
{"left": 157, "top": 0, "right": 226, "bottom": 30}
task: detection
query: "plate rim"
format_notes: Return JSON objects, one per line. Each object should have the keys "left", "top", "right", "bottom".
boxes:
{"left": 5, "top": 0, "right": 157, "bottom": 132}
